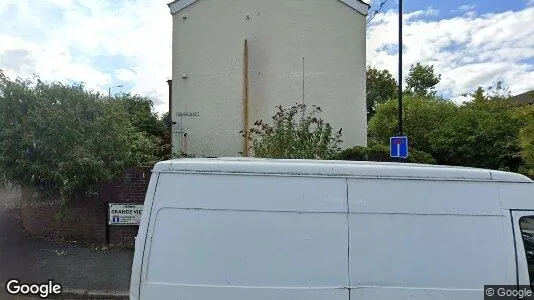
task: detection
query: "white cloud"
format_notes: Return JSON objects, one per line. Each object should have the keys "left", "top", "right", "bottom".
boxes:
{"left": 1, "top": 0, "right": 533, "bottom": 112}
{"left": 115, "top": 69, "right": 137, "bottom": 82}
{"left": 455, "top": 4, "right": 476, "bottom": 12}
{"left": 528, "top": 0, "right": 534, "bottom": 7}
{"left": 367, "top": 7, "right": 534, "bottom": 103}
{"left": 0, "top": 0, "right": 171, "bottom": 112}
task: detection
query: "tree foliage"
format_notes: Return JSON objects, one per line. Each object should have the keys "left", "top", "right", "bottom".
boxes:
{"left": 517, "top": 105, "right": 534, "bottom": 177}
{"left": 366, "top": 66, "right": 398, "bottom": 120}
{"left": 242, "top": 104, "right": 342, "bottom": 159}
{"left": 429, "top": 100, "right": 523, "bottom": 171}
{"left": 114, "top": 94, "right": 166, "bottom": 138}
{"left": 368, "top": 86, "right": 527, "bottom": 174}
{"left": 0, "top": 71, "right": 160, "bottom": 201}
{"left": 463, "top": 81, "right": 512, "bottom": 104}
{"left": 405, "top": 63, "right": 441, "bottom": 97}
{"left": 368, "top": 94, "right": 457, "bottom": 155}
{"left": 335, "top": 141, "right": 436, "bottom": 164}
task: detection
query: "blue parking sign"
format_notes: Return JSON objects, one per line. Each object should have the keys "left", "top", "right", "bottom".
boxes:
{"left": 390, "top": 136, "right": 409, "bottom": 158}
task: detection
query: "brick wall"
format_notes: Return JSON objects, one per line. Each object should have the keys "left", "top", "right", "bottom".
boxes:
{"left": 108, "top": 167, "right": 151, "bottom": 245}
{"left": 19, "top": 167, "right": 151, "bottom": 245}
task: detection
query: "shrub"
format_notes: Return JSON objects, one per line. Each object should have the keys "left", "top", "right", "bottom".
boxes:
{"left": 0, "top": 72, "right": 159, "bottom": 202}
{"left": 241, "top": 104, "right": 343, "bottom": 159}
{"left": 368, "top": 94, "right": 457, "bottom": 155}
{"left": 335, "top": 141, "right": 437, "bottom": 164}
{"left": 517, "top": 105, "right": 534, "bottom": 178}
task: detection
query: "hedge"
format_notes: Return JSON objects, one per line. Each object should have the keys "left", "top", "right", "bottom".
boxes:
{"left": 334, "top": 142, "right": 437, "bottom": 164}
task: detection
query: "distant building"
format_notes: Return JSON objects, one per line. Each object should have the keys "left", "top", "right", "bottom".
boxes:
{"left": 168, "top": 0, "right": 369, "bottom": 157}
{"left": 509, "top": 90, "right": 534, "bottom": 106}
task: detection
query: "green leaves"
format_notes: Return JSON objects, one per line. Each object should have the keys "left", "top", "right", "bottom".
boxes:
{"left": 336, "top": 141, "right": 436, "bottom": 164}
{"left": 368, "top": 91, "right": 529, "bottom": 175}
{"left": 405, "top": 63, "right": 441, "bottom": 97}
{"left": 369, "top": 94, "right": 457, "bottom": 155}
{"left": 242, "top": 104, "right": 342, "bottom": 160}
{"left": 0, "top": 72, "right": 161, "bottom": 201}
{"left": 366, "top": 67, "right": 398, "bottom": 120}
{"left": 429, "top": 100, "right": 523, "bottom": 171}
{"left": 517, "top": 105, "right": 534, "bottom": 177}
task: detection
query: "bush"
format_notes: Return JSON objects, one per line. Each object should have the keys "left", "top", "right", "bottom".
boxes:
{"left": 368, "top": 94, "right": 457, "bottom": 155}
{"left": 369, "top": 93, "right": 526, "bottom": 173}
{"left": 0, "top": 71, "right": 160, "bottom": 202}
{"left": 242, "top": 104, "right": 343, "bottom": 159}
{"left": 335, "top": 141, "right": 437, "bottom": 164}
{"left": 429, "top": 100, "right": 524, "bottom": 172}
{"left": 517, "top": 105, "right": 534, "bottom": 178}
{"left": 171, "top": 151, "right": 198, "bottom": 159}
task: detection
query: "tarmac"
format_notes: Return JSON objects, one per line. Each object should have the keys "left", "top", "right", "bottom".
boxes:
{"left": 0, "top": 185, "right": 132, "bottom": 299}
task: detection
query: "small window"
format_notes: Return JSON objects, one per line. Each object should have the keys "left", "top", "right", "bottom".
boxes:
{"left": 519, "top": 216, "right": 534, "bottom": 285}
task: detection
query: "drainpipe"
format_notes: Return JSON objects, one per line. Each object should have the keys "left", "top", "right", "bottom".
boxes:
{"left": 242, "top": 39, "right": 250, "bottom": 156}
{"left": 167, "top": 80, "right": 174, "bottom": 157}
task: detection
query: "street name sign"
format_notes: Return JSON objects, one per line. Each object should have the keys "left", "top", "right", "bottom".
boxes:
{"left": 109, "top": 203, "right": 143, "bottom": 225}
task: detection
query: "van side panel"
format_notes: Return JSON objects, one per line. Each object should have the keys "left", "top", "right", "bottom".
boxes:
{"left": 140, "top": 173, "right": 349, "bottom": 300}
{"left": 347, "top": 179, "right": 515, "bottom": 299}
{"left": 348, "top": 179, "right": 502, "bottom": 215}
{"left": 499, "top": 183, "right": 534, "bottom": 210}
{"left": 148, "top": 172, "right": 347, "bottom": 212}
{"left": 146, "top": 208, "right": 346, "bottom": 286}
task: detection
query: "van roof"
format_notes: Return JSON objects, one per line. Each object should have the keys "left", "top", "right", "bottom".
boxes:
{"left": 152, "top": 157, "right": 533, "bottom": 183}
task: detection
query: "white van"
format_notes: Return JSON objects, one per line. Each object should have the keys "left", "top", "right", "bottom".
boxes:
{"left": 130, "top": 158, "right": 534, "bottom": 300}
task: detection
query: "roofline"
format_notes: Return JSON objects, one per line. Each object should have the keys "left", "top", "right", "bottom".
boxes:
{"left": 167, "top": 0, "right": 370, "bottom": 16}
{"left": 152, "top": 158, "right": 533, "bottom": 183}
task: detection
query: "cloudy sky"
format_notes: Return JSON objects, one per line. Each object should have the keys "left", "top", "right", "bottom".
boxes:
{"left": 0, "top": 0, "right": 533, "bottom": 113}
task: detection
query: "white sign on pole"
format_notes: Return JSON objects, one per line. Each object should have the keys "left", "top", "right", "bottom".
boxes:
{"left": 109, "top": 203, "right": 143, "bottom": 225}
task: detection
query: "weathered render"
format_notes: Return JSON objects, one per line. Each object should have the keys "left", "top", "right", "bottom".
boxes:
{"left": 169, "top": 0, "right": 369, "bottom": 156}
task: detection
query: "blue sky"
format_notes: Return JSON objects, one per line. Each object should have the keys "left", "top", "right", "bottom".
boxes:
{"left": 366, "top": 0, "right": 534, "bottom": 102}
{"left": 370, "top": 0, "right": 530, "bottom": 18}
{"left": 0, "top": 0, "right": 533, "bottom": 112}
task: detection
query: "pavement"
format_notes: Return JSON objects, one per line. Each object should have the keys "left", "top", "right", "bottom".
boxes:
{"left": 0, "top": 186, "right": 133, "bottom": 299}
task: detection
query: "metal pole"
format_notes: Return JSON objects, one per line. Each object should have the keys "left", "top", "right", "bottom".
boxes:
{"left": 302, "top": 57, "right": 305, "bottom": 107}
{"left": 398, "top": 0, "right": 403, "bottom": 135}
{"left": 302, "top": 57, "right": 305, "bottom": 119}
{"left": 106, "top": 203, "right": 110, "bottom": 244}
{"left": 108, "top": 87, "right": 111, "bottom": 98}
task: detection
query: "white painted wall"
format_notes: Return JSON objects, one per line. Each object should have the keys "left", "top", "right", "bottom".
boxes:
{"left": 171, "top": 0, "right": 368, "bottom": 157}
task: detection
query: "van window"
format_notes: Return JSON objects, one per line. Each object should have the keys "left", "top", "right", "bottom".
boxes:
{"left": 519, "top": 216, "right": 534, "bottom": 285}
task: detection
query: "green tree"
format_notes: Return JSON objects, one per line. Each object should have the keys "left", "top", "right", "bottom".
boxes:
{"left": 0, "top": 71, "right": 159, "bottom": 202}
{"left": 368, "top": 94, "right": 457, "bottom": 156}
{"left": 405, "top": 63, "right": 441, "bottom": 97}
{"left": 159, "top": 111, "right": 172, "bottom": 160}
{"left": 114, "top": 94, "right": 166, "bottom": 138}
{"left": 471, "top": 87, "right": 487, "bottom": 103}
{"left": 463, "top": 82, "right": 512, "bottom": 104}
{"left": 366, "top": 66, "right": 398, "bottom": 120}
{"left": 110, "top": 94, "right": 171, "bottom": 161}
{"left": 429, "top": 100, "right": 524, "bottom": 171}
{"left": 517, "top": 105, "right": 534, "bottom": 178}
{"left": 335, "top": 141, "right": 437, "bottom": 164}
{"left": 241, "top": 104, "right": 342, "bottom": 159}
